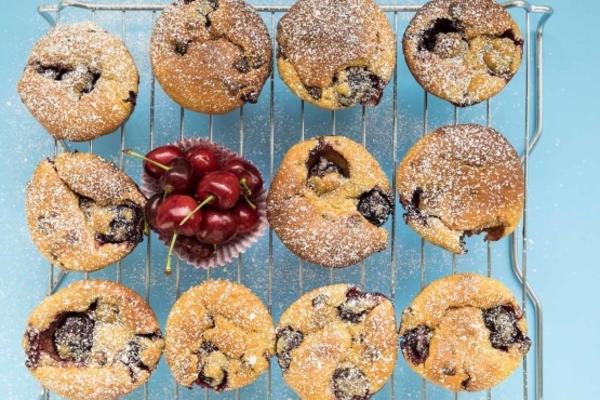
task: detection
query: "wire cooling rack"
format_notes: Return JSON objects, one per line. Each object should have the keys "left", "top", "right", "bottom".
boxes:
{"left": 33, "top": 1, "right": 553, "bottom": 399}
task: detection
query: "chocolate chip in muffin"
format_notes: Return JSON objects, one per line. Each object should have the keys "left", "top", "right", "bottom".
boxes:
{"left": 357, "top": 187, "right": 393, "bottom": 227}
{"left": 483, "top": 304, "right": 531, "bottom": 352}
{"left": 306, "top": 139, "right": 350, "bottom": 179}
{"left": 332, "top": 366, "right": 370, "bottom": 400}
{"left": 276, "top": 327, "right": 304, "bottom": 370}
{"left": 400, "top": 325, "right": 432, "bottom": 365}
{"left": 337, "top": 287, "right": 383, "bottom": 323}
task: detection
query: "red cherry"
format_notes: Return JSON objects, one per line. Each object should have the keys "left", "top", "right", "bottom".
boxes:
{"left": 186, "top": 146, "right": 219, "bottom": 178}
{"left": 155, "top": 195, "right": 202, "bottom": 237}
{"left": 159, "top": 158, "right": 195, "bottom": 194}
{"left": 145, "top": 194, "right": 163, "bottom": 233}
{"left": 196, "top": 210, "right": 238, "bottom": 245}
{"left": 143, "top": 146, "right": 184, "bottom": 178}
{"left": 195, "top": 171, "right": 241, "bottom": 210}
{"left": 224, "top": 159, "right": 263, "bottom": 197}
{"left": 232, "top": 202, "right": 260, "bottom": 234}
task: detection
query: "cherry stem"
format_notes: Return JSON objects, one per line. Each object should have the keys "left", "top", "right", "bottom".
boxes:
{"left": 179, "top": 195, "right": 214, "bottom": 226}
{"left": 240, "top": 178, "right": 252, "bottom": 196}
{"left": 123, "top": 149, "right": 171, "bottom": 171}
{"left": 243, "top": 195, "right": 257, "bottom": 210}
{"left": 165, "top": 232, "right": 178, "bottom": 275}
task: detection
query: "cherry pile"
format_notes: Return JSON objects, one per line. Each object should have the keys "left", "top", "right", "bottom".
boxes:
{"left": 125, "top": 144, "right": 262, "bottom": 273}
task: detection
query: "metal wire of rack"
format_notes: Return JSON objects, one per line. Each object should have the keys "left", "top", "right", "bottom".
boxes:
{"left": 34, "top": 1, "right": 553, "bottom": 399}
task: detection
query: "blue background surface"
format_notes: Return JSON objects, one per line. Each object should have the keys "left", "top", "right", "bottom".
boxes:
{"left": 0, "top": 1, "right": 598, "bottom": 399}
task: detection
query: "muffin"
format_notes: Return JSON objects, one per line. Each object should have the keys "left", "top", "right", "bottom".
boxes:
{"left": 165, "top": 280, "right": 275, "bottom": 391}
{"left": 395, "top": 124, "right": 524, "bottom": 254}
{"left": 23, "top": 280, "right": 164, "bottom": 400}
{"left": 276, "top": 284, "right": 397, "bottom": 400}
{"left": 277, "top": 0, "right": 396, "bottom": 110}
{"left": 18, "top": 22, "right": 139, "bottom": 141}
{"left": 403, "top": 0, "right": 523, "bottom": 106}
{"left": 399, "top": 273, "right": 531, "bottom": 391}
{"left": 150, "top": 0, "right": 272, "bottom": 114}
{"left": 26, "top": 152, "right": 146, "bottom": 272}
{"left": 267, "top": 136, "right": 393, "bottom": 268}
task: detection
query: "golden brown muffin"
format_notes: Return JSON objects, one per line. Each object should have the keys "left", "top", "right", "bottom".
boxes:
{"left": 26, "top": 152, "right": 146, "bottom": 272}
{"left": 18, "top": 22, "right": 139, "bottom": 141}
{"left": 399, "top": 273, "right": 530, "bottom": 392}
{"left": 276, "top": 284, "right": 397, "bottom": 400}
{"left": 23, "top": 280, "right": 164, "bottom": 400}
{"left": 396, "top": 124, "right": 524, "bottom": 254}
{"left": 277, "top": 0, "right": 396, "bottom": 110}
{"left": 267, "top": 136, "right": 393, "bottom": 268}
{"left": 165, "top": 280, "right": 275, "bottom": 391}
{"left": 403, "top": 0, "right": 523, "bottom": 106}
{"left": 150, "top": 0, "right": 272, "bottom": 114}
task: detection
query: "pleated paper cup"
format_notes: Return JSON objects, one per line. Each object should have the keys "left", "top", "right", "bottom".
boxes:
{"left": 140, "top": 138, "right": 267, "bottom": 270}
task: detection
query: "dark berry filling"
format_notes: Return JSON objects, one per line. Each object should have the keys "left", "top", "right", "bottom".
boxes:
{"left": 332, "top": 366, "right": 370, "bottom": 400}
{"left": 174, "top": 40, "right": 190, "bottom": 56}
{"left": 52, "top": 313, "right": 95, "bottom": 363}
{"left": 461, "top": 374, "right": 472, "bottom": 390}
{"left": 499, "top": 29, "right": 525, "bottom": 47}
{"left": 234, "top": 56, "right": 250, "bottom": 73}
{"left": 119, "top": 340, "right": 150, "bottom": 380}
{"left": 419, "top": 18, "right": 463, "bottom": 52}
{"left": 35, "top": 63, "right": 101, "bottom": 95}
{"left": 306, "top": 139, "right": 350, "bottom": 179}
{"left": 311, "top": 293, "right": 329, "bottom": 308}
{"left": 483, "top": 304, "right": 531, "bottom": 352}
{"left": 79, "top": 197, "right": 144, "bottom": 246}
{"left": 306, "top": 86, "right": 323, "bottom": 100}
{"left": 95, "top": 202, "right": 145, "bottom": 245}
{"left": 275, "top": 327, "right": 304, "bottom": 370}
{"left": 194, "top": 341, "right": 228, "bottom": 391}
{"left": 337, "top": 287, "right": 383, "bottom": 324}
{"left": 241, "top": 90, "right": 259, "bottom": 104}
{"left": 25, "top": 300, "right": 100, "bottom": 368}
{"left": 400, "top": 325, "right": 432, "bottom": 365}
{"left": 35, "top": 63, "right": 73, "bottom": 81}
{"left": 338, "top": 67, "right": 386, "bottom": 107}
{"left": 124, "top": 91, "right": 137, "bottom": 106}
{"left": 357, "top": 188, "right": 393, "bottom": 227}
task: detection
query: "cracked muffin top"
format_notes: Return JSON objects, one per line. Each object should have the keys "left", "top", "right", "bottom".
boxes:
{"left": 23, "top": 280, "right": 164, "bottom": 400}
{"left": 267, "top": 136, "right": 393, "bottom": 268}
{"left": 165, "top": 280, "right": 275, "bottom": 391}
{"left": 26, "top": 152, "right": 146, "bottom": 272}
{"left": 396, "top": 124, "right": 524, "bottom": 254}
{"left": 18, "top": 22, "right": 139, "bottom": 141}
{"left": 403, "top": 0, "right": 523, "bottom": 106}
{"left": 399, "top": 273, "right": 530, "bottom": 392}
{"left": 276, "top": 284, "right": 397, "bottom": 400}
{"left": 277, "top": 0, "right": 396, "bottom": 110}
{"left": 150, "top": 0, "right": 272, "bottom": 114}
